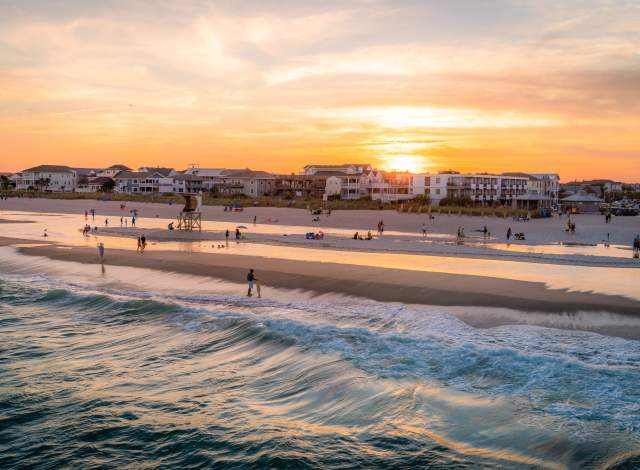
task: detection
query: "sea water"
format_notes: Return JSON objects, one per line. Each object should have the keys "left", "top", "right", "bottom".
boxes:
{"left": 1, "top": 249, "right": 640, "bottom": 469}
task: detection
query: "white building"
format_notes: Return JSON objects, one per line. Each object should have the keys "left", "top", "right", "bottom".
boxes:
{"left": 114, "top": 171, "right": 174, "bottom": 194}
{"left": 526, "top": 173, "right": 560, "bottom": 207}
{"left": 14, "top": 165, "right": 77, "bottom": 192}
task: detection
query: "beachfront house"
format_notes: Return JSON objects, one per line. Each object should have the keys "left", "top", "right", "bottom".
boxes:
{"left": 75, "top": 176, "right": 115, "bottom": 193}
{"left": 273, "top": 174, "right": 328, "bottom": 199}
{"left": 368, "top": 171, "right": 421, "bottom": 202}
{"left": 97, "top": 164, "right": 132, "bottom": 178}
{"left": 114, "top": 171, "right": 174, "bottom": 194}
{"left": 183, "top": 168, "right": 227, "bottom": 192}
{"left": 14, "top": 165, "right": 78, "bottom": 192}
{"left": 303, "top": 164, "right": 374, "bottom": 200}
{"left": 213, "top": 169, "right": 276, "bottom": 197}
{"left": 172, "top": 174, "right": 204, "bottom": 193}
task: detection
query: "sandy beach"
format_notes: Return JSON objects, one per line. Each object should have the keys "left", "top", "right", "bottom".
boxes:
{"left": 2, "top": 196, "right": 638, "bottom": 247}
{"left": 1, "top": 197, "right": 639, "bottom": 317}
{"left": 2, "top": 235, "right": 639, "bottom": 316}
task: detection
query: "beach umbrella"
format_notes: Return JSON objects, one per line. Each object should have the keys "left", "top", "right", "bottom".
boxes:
{"left": 236, "top": 225, "right": 248, "bottom": 229}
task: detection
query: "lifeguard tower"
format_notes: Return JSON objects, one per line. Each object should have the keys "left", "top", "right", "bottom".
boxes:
{"left": 176, "top": 191, "right": 203, "bottom": 231}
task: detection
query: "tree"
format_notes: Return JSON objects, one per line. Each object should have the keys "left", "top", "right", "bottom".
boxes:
{"left": 101, "top": 179, "right": 115, "bottom": 193}
{"left": 35, "top": 177, "right": 50, "bottom": 192}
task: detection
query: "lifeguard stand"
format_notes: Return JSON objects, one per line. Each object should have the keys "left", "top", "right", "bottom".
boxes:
{"left": 176, "top": 192, "right": 202, "bottom": 231}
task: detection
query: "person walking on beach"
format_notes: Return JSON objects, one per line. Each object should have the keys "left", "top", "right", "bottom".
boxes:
{"left": 506, "top": 227, "right": 512, "bottom": 240}
{"left": 91, "top": 209, "right": 95, "bottom": 220}
{"left": 120, "top": 217, "right": 123, "bottom": 227}
{"left": 633, "top": 234, "right": 640, "bottom": 258}
{"left": 225, "top": 229, "right": 230, "bottom": 246}
{"left": 253, "top": 215, "right": 257, "bottom": 226}
{"left": 421, "top": 223, "right": 427, "bottom": 238}
{"left": 136, "top": 236, "right": 142, "bottom": 253}
{"left": 247, "top": 269, "right": 256, "bottom": 297}
{"left": 140, "top": 235, "right": 147, "bottom": 253}
{"left": 105, "top": 218, "right": 108, "bottom": 227}
{"left": 131, "top": 216, "right": 136, "bottom": 227}
{"left": 97, "top": 242, "right": 105, "bottom": 263}
{"left": 84, "top": 210, "right": 88, "bottom": 220}
{"left": 235, "top": 228, "right": 241, "bottom": 241}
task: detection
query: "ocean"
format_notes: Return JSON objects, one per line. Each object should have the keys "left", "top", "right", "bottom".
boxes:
{"left": 1, "top": 248, "right": 639, "bottom": 469}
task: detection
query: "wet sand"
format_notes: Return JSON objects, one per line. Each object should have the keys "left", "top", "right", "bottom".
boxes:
{"left": 3, "top": 236, "right": 639, "bottom": 316}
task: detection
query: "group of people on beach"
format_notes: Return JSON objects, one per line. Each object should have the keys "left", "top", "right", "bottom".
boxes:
{"left": 353, "top": 231, "right": 373, "bottom": 240}
{"left": 82, "top": 224, "right": 99, "bottom": 235}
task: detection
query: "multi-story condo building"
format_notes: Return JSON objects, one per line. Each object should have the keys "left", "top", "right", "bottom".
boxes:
{"left": 425, "top": 172, "right": 529, "bottom": 206}
{"left": 14, "top": 165, "right": 78, "bottom": 192}
{"left": 504, "top": 172, "right": 560, "bottom": 209}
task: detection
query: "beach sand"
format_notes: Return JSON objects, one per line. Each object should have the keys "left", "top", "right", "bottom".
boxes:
{"left": 3, "top": 236, "right": 639, "bottom": 316}
{"left": 2, "top": 196, "right": 637, "bottom": 247}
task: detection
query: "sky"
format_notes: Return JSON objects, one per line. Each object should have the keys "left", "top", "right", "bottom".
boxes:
{"left": 1, "top": 0, "right": 639, "bottom": 181}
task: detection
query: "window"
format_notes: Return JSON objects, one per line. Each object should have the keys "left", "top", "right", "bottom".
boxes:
{"left": 436, "top": 178, "right": 440, "bottom": 184}
{"left": 436, "top": 188, "right": 441, "bottom": 195}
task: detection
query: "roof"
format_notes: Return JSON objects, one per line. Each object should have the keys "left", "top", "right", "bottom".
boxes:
{"left": 502, "top": 172, "right": 534, "bottom": 179}
{"left": 561, "top": 193, "right": 603, "bottom": 202}
{"left": 312, "top": 170, "right": 353, "bottom": 177}
{"left": 184, "top": 168, "right": 226, "bottom": 177}
{"left": 138, "top": 167, "right": 174, "bottom": 176}
{"left": 22, "top": 165, "right": 75, "bottom": 174}
{"left": 106, "top": 164, "right": 132, "bottom": 170}
{"left": 221, "top": 169, "right": 275, "bottom": 179}
{"left": 115, "top": 171, "right": 153, "bottom": 179}
{"left": 173, "top": 174, "right": 203, "bottom": 181}
{"left": 74, "top": 167, "right": 100, "bottom": 176}
{"left": 304, "top": 163, "right": 371, "bottom": 169}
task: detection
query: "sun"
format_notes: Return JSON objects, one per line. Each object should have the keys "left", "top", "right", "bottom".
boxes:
{"left": 381, "top": 155, "right": 429, "bottom": 173}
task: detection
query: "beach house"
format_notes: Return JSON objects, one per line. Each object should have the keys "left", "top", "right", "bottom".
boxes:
{"left": 114, "top": 170, "right": 174, "bottom": 194}
{"left": 14, "top": 165, "right": 78, "bottom": 192}
{"left": 214, "top": 169, "right": 276, "bottom": 197}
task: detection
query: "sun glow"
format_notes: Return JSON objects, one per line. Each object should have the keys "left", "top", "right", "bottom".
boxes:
{"left": 381, "top": 155, "right": 430, "bottom": 173}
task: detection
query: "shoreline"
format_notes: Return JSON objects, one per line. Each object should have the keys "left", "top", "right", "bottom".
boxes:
{"left": 3, "top": 236, "right": 639, "bottom": 316}
{"left": 94, "top": 225, "right": 640, "bottom": 268}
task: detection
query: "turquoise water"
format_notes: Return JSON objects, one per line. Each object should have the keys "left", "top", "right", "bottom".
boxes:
{"left": 1, "top": 254, "right": 640, "bottom": 468}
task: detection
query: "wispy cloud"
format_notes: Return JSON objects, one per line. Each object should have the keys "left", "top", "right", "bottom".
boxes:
{"left": 0, "top": 0, "right": 638, "bottom": 180}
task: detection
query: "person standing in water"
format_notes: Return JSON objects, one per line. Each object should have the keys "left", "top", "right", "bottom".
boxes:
{"left": 97, "top": 242, "right": 105, "bottom": 263}
{"left": 247, "top": 269, "right": 256, "bottom": 297}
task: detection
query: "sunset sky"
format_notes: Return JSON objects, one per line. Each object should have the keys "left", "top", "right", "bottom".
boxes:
{"left": 1, "top": 1, "right": 639, "bottom": 181}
